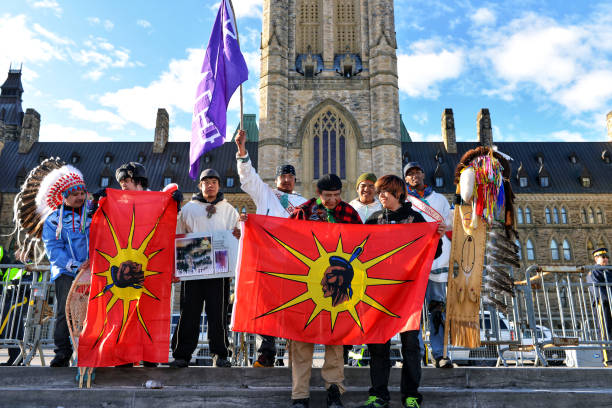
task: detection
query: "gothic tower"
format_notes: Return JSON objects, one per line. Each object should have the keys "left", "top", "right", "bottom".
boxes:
{"left": 258, "top": 0, "right": 402, "bottom": 197}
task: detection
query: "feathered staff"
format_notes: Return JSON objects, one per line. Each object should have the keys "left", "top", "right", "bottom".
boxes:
{"left": 445, "top": 146, "right": 519, "bottom": 351}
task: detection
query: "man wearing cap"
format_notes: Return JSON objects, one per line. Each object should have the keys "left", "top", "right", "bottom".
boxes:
{"left": 169, "top": 169, "right": 240, "bottom": 368}
{"left": 588, "top": 247, "right": 612, "bottom": 366}
{"left": 404, "top": 161, "right": 453, "bottom": 369}
{"left": 349, "top": 173, "right": 382, "bottom": 223}
{"left": 287, "top": 173, "right": 361, "bottom": 408}
{"left": 235, "top": 129, "right": 307, "bottom": 367}
{"left": 39, "top": 165, "right": 90, "bottom": 367}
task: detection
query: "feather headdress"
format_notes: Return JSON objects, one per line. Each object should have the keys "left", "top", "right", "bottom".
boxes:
{"left": 12, "top": 158, "right": 87, "bottom": 263}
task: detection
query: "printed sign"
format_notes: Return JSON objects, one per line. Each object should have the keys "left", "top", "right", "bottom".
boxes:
{"left": 175, "top": 231, "right": 238, "bottom": 280}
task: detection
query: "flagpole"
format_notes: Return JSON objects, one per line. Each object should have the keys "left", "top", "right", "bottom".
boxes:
{"left": 227, "top": 0, "right": 244, "bottom": 131}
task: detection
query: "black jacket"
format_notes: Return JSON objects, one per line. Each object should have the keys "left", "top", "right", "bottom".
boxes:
{"left": 365, "top": 202, "right": 443, "bottom": 259}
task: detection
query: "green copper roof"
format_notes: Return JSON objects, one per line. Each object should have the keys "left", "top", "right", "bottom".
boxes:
{"left": 400, "top": 114, "right": 412, "bottom": 142}
{"left": 231, "top": 114, "right": 259, "bottom": 142}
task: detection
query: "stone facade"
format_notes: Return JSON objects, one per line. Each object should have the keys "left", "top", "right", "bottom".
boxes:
{"left": 259, "top": 0, "right": 402, "bottom": 198}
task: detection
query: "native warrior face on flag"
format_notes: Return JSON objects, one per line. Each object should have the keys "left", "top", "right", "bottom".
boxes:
{"left": 258, "top": 230, "right": 419, "bottom": 331}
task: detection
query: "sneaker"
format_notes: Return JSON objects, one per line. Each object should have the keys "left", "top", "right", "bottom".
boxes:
{"left": 358, "top": 395, "right": 389, "bottom": 408}
{"left": 289, "top": 398, "right": 309, "bottom": 408}
{"left": 169, "top": 358, "right": 189, "bottom": 368}
{"left": 253, "top": 353, "right": 274, "bottom": 367}
{"left": 214, "top": 357, "right": 232, "bottom": 367}
{"left": 403, "top": 397, "right": 420, "bottom": 408}
{"left": 435, "top": 357, "right": 453, "bottom": 369}
{"left": 326, "top": 384, "right": 344, "bottom": 408}
{"left": 49, "top": 354, "right": 71, "bottom": 367}
{"left": 142, "top": 361, "right": 158, "bottom": 367}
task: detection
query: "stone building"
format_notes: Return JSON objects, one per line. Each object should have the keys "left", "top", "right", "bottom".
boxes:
{"left": 258, "top": 0, "right": 403, "bottom": 197}
{"left": 401, "top": 108, "right": 612, "bottom": 271}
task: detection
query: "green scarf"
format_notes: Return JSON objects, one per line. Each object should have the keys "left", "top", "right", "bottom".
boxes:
{"left": 316, "top": 198, "right": 336, "bottom": 223}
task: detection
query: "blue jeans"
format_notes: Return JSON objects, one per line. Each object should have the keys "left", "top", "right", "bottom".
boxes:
{"left": 419, "top": 280, "right": 447, "bottom": 360}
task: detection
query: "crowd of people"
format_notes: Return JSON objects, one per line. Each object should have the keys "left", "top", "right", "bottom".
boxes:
{"left": 2, "top": 129, "right": 611, "bottom": 408}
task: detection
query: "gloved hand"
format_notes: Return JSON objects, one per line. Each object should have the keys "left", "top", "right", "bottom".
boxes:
{"left": 93, "top": 188, "right": 107, "bottom": 201}
{"left": 428, "top": 300, "right": 445, "bottom": 335}
{"left": 172, "top": 190, "right": 184, "bottom": 212}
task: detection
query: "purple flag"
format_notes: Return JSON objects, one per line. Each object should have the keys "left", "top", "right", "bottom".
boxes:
{"left": 190, "top": 0, "right": 248, "bottom": 179}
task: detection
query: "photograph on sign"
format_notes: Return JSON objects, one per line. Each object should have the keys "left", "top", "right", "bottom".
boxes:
{"left": 214, "top": 250, "right": 229, "bottom": 274}
{"left": 175, "top": 234, "right": 214, "bottom": 280}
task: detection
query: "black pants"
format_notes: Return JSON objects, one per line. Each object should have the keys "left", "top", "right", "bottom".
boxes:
{"left": 367, "top": 330, "right": 422, "bottom": 403}
{"left": 53, "top": 275, "right": 74, "bottom": 359}
{"left": 172, "top": 278, "right": 230, "bottom": 361}
{"left": 257, "top": 335, "right": 276, "bottom": 360}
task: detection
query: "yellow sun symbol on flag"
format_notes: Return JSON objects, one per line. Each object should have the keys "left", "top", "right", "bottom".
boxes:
{"left": 258, "top": 230, "right": 421, "bottom": 331}
{"left": 91, "top": 207, "right": 163, "bottom": 345}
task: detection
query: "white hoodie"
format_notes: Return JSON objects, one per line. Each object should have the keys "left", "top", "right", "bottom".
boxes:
{"left": 236, "top": 153, "right": 306, "bottom": 218}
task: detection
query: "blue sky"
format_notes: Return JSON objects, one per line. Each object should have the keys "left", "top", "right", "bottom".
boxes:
{"left": 1, "top": 0, "right": 611, "bottom": 145}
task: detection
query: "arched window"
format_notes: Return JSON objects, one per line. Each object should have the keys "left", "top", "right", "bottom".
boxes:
{"left": 596, "top": 207, "right": 604, "bottom": 224}
{"left": 550, "top": 239, "right": 559, "bottom": 261}
{"left": 334, "top": 0, "right": 360, "bottom": 54}
{"left": 598, "top": 238, "right": 608, "bottom": 250}
{"left": 587, "top": 239, "right": 594, "bottom": 253}
{"left": 581, "top": 208, "right": 588, "bottom": 223}
{"left": 553, "top": 207, "right": 559, "bottom": 224}
{"left": 545, "top": 207, "right": 551, "bottom": 224}
{"left": 517, "top": 207, "right": 524, "bottom": 224}
{"left": 310, "top": 109, "right": 348, "bottom": 180}
{"left": 526, "top": 239, "right": 535, "bottom": 261}
{"left": 297, "top": 0, "right": 322, "bottom": 54}
{"left": 562, "top": 239, "right": 571, "bottom": 261}
{"left": 516, "top": 240, "right": 522, "bottom": 260}
{"left": 588, "top": 208, "right": 595, "bottom": 224}
{"left": 525, "top": 207, "right": 532, "bottom": 224}
{"left": 561, "top": 207, "right": 568, "bottom": 224}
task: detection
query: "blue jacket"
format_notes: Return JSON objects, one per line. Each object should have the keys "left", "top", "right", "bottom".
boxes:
{"left": 41, "top": 204, "right": 91, "bottom": 281}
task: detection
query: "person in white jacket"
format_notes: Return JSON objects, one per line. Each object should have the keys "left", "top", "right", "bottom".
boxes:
{"left": 235, "top": 129, "right": 307, "bottom": 367}
{"left": 169, "top": 169, "right": 240, "bottom": 368}
{"left": 349, "top": 172, "right": 382, "bottom": 223}
{"left": 404, "top": 161, "right": 454, "bottom": 369}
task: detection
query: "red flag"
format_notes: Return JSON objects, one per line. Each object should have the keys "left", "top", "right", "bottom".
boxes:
{"left": 78, "top": 189, "right": 177, "bottom": 367}
{"left": 232, "top": 215, "right": 440, "bottom": 345}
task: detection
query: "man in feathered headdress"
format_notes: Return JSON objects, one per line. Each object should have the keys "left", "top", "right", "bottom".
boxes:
{"left": 38, "top": 165, "right": 90, "bottom": 367}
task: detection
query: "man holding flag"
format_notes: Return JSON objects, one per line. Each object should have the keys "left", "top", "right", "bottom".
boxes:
{"left": 190, "top": 0, "right": 248, "bottom": 179}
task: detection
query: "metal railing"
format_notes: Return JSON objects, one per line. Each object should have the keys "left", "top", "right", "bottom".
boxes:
{"left": 4, "top": 263, "right": 611, "bottom": 368}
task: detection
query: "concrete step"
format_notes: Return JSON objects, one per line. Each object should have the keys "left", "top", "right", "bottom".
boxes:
{"left": 1, "top": 367, "right": 611, "bottom": 407}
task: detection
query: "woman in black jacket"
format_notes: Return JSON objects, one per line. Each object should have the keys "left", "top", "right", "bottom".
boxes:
{"left": 359, "top": 175, "right": 443, "bottom": 408}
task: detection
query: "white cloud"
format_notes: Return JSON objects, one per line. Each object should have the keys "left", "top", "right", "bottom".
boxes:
{"left": 169, "top": 126, "right": 191, "bottom": 142}
{"left": 40, "top": 123, "right": 112, "bottom": 142}
{"left": 0, "top": 14, "right": 68, "bottom": 81}
{"left": 471, "top": 8, "right": 496, "bottom": 26}
{"left": 412, "top": 112, "right": 428, "bottom": 125}
{"left": 56, "top": 99, "right": 127, "bottom": 130}
{"left": 87, "top": 17, "right": 114, "bottom": 31}
{"left": 99, "top": 48, "right": 205, "bottom": 129}
{"left": 405, "top": 130, "right": 439, "bottom": 142}
{"left": 137, "top": 19, "right": 152, "bottom": 29}
{"left": 479, "top": 12, "right": 612, "bottom": 114}
{"left": 27, "top": 0, "right": 62, "bottom": 16}
{"left": 99, "top": 47, "right": 258, "bottom": 130}
{"left": 556, "top": 70, "right": 612, "bottom": 113}
{"left": 211, "top": 0, "right": 263, "bottom": 19}
{"left": 71, "top": 37, "right": 136, "bottom": 81}
{"left": 547, "top": 130, "right": 587, "bottom": 142}
{"left": 398, "top": 40, "right": 465, "bottom": 98}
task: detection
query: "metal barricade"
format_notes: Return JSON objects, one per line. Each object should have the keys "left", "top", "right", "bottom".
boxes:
{"left": 0, "top": 264, "right": 52, "bottom": 366}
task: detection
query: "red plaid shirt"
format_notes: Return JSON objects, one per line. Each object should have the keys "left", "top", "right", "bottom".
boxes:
{"left": 290, "top": 198, "right": 362, "bottom": 224}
